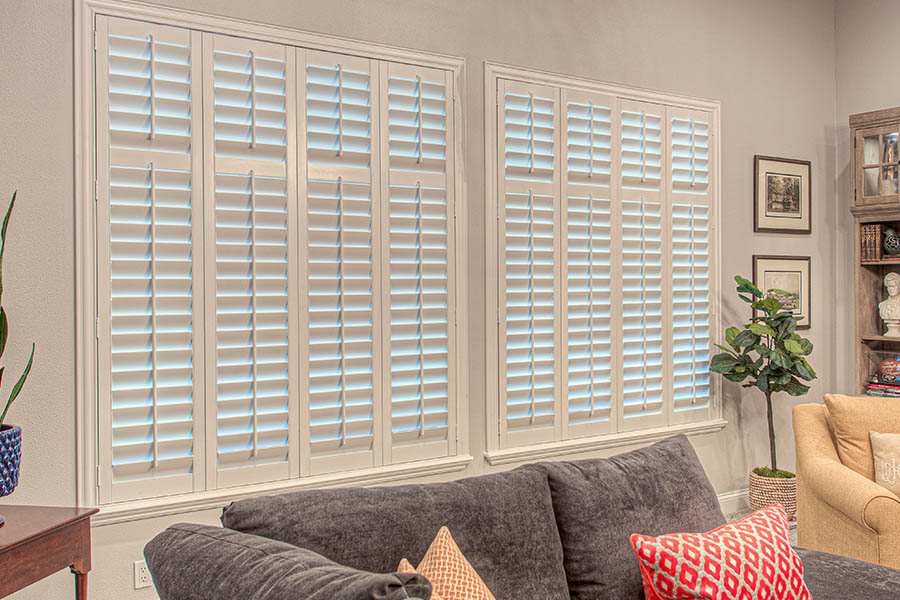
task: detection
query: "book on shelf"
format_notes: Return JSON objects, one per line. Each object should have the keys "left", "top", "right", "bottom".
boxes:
{"left": 866, "top": 381, "right": 900, "bottom": 397}
{"left": 861, "top": 224, "right": 886, "bottom": 261}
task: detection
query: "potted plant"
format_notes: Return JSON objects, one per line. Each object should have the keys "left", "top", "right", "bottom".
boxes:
{"left": 710, "top": 276, "right": 816, "bottom": 519}
{"left": 0, "top": 191, "right": 35, "bottom": 527}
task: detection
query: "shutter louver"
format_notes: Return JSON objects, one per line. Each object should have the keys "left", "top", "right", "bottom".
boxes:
{"left": 303, "top": 51, "right": 380, "bottom": 474}
{"left": 98, "top": 17, "right": 204, "bottom": 502}
{"left": 206, "top": 35, "right": 297, "bottom": 486}
{"left": 383, "top": 63, "right": 454, "bottom": 462}
{"left": 669, "top": 108, "right": 712, "bottom": 423}
{"left": 620, "top": 101, "right": 666, "bottom": 431}
{"left": 498, "top": 80, "right": 559, "bottom": 446}
{"left": 562, "top": 92, "right": 615, "bottom": 437}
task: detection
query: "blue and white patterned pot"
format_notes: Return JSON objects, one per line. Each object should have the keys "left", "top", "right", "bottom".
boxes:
{"left": 0, "top": 424, "right": 21, "bottom": 497}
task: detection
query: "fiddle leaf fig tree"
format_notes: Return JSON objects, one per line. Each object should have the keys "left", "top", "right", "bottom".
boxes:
{"left": 710, "top": 276, "right": 816, "bottom": 476}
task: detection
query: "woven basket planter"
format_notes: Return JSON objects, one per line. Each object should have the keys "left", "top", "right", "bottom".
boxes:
{"left": 749, "top": 470, "right": 796, "bottom": 519}
{"left": 0, "top": 424, "right": 21, "bottom": 498}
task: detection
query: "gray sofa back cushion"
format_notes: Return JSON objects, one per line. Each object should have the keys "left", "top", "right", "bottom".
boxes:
{"left": 222, "top": 468, "right": 569, "bottom": 600}
{"left": 526, "top": 435, "right": 726, "bottom": 600}
{"left": 144, "top": 523, "right": 432, "bottom": 600}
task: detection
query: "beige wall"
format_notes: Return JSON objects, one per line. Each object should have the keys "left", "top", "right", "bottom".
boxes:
{"left": 0, "top": 0, "right": 841, "bottom": 597}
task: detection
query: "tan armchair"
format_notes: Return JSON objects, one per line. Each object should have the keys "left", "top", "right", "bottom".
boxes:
{"left": 793, "top": 403, "right": 900, "bottom": 569}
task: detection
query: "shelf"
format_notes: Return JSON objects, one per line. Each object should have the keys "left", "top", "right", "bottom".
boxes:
{"left": 862, "top": 335, "right": 900, "bottom": 344}
{"left": 861, "top": 259, "right": 900, "bottom": 266}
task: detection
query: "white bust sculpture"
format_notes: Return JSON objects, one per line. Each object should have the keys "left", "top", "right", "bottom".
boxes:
{"left": 880, "top": 272, "right": 900, "bottom": 337}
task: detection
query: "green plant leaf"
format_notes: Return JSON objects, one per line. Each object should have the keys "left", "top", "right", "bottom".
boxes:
{"left": 784, "top": 378, "right": 810, "bottom": 396}
{"left": 725, "top": 327, "right": 740, "bottom": 344}
{"left": 756, "top": 371, "right": 769, "bottom": 391}
{"left": 0, "top": 307, "right": 7, "bottom": 361}
{"left": 738, "top": 294, "right": 753, "bottom": 304}
{"left": 771, "top": 350, "right": 791, "bottom": 369}
{"left": 725, "top": 372, "right": 750, "bottom": 382}
{"left": 715, "top": 343, "right": 736, "bottom": 354}
{"left": 733, "top": 330, "right": 760, "bottom": 348}
{"left": 752, "top": 343, "right": 771, "bottom": 358}
{"left": 798, "top": 338, "right": 813, "bottom": 355}
{"left": 0, "top": 343, "right": 34, "bottom": 426}
{"left": 748, "top": 322, "right": 776, "bottom": 337}
{"left": 0, "top": 191, "right": 16, "bottom": 307}
{"left": 795, "top": 358, "right": 817, "bottom": 381}
{"left": 711, "top": 353, "right": 740, "bottom": 373}
{"left": 784, "top": 339, "right": 803, "bottom": 354}
{"left": 735, "top": 275, "right": 763, "bottom": 298}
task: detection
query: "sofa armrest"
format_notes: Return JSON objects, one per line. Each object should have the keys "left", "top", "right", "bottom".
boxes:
{"left": 793, "top": 403, "right": 900, "bottom": 534}
{"left": 144, "top": 523, "right": 432, "bottom": 600}
{"left": 802, "top": 455, "right": 900, "bottom": 532}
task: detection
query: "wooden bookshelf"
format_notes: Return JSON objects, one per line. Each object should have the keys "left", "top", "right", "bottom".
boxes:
{"left": 852, "top": 107, "right": 900, "bottom": 393}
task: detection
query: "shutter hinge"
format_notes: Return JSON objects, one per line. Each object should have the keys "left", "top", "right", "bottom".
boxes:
{"left": 95, "top": 317, "right": 100, "bottom": 340}
{"left": 96, "top": 465, "right": 101, "bottom": 488}
{"left": 93, "top": 178, "right": 99, "bottom": 203}
{"left": 93, "top": 29, "right": 98, "bottom": 52}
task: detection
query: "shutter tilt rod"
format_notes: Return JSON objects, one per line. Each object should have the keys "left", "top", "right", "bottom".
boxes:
{"left": 588, "top": 103, "right": 594, "bottom": 179}
{"left": 337, "top": 64, "right": 344, "bottom": 158}
{"left": 149, "top": 161, "right": 159, "bottom": 469}
{"left": 416, "top": 181, "right": 426, "bottom": 437}
{"left": 528, "top": 92, "right": 535, "bottom": 174}
{"left": 416, "top": 75, "right": 424, "bottom": 165}
{"left": 639, "top": 204, "right": 648, "bottom": 411}
{"left": 587, "top": 193, "right": 595, "bottom": 418}
{"left": 336, "top": 176, "right": 346, "bottom": 447}
{"left": 148, "top": 34, "right": 156, "bottom": 141}
{"left": 639, "top": 111, "right": 646, "bottom": 183}
{"left": 249, "top": 50, "right": 257, "bottom": 150}
{"left": 689, "top": 118, "right": 696, "bottom": 188}
{"left": 527, "top": 189, "right": 536, "bottom": 426}
{"left": 250, "top": 169, "right": 259, "bottom": 458}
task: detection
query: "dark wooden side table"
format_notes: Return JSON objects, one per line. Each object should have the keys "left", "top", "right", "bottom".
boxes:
{"left": 0, "top": 505, "right": 99, "bottom": 599}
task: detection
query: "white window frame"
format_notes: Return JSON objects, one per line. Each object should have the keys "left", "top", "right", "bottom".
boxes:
{"left": 75, "top": 0, "right": 469, "bottom": 524}
{"left": 483, "top": 62, "right": 725, "bottom": 465}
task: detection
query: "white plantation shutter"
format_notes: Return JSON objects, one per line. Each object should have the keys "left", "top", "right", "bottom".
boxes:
{"left": 497, "top": 79, "right": 560, "bottom": 446}
{"left": 619, "top": 100, "right": 667, "bottom": 431}
{"left": 203, "top": 34, "right": 299, "bottom": 487}
{"left": 301, "top": 50, "right": 382, "bottom": 474}
{"left": 381, "top": 62, "right": 456, "bottom": 462}
{"left": 96, "top": 17, "right": 205, "bottom": 502}
{"left": 561, "top": 89, "right": 617, "bottom": 438}
{"left": 668, "top": 108, "right": 712, "bottom": 424}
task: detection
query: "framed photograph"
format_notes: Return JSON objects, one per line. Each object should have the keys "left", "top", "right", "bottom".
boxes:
{"left": 752, "top": 255, "right": 811, "bottom": 329}
{"left": 753, "top": 155, "right": 812, "bottom": 234}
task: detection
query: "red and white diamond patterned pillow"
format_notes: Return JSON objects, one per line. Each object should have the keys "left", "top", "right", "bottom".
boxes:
{"left": 630, "top": 504, "right": 812, "bottom": 600}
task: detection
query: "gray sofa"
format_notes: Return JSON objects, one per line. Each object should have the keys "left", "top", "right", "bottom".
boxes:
{"left": 144, "top": 435, "right": 900, "bottom": 599}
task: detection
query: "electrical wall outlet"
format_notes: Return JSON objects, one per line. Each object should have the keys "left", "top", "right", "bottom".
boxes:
{"left": 133, "top": 560, "right": 151, "bottom": 589}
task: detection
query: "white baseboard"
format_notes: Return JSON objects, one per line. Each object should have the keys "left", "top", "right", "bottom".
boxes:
{"left": 717, "top": 488, "right": 749, "bottom": 517}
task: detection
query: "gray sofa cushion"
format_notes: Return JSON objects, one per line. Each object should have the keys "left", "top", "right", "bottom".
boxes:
{"left": 222, "top": 469, "right": 569, "bottom": 600}
{"left": 144, "top": 523, "right": 432, "bottom": 600}
{"left": 526, "top": 435, "right": 726, "bottom": 600}
{"left": 797, "top": 548, "right": 900, "bottom": 599}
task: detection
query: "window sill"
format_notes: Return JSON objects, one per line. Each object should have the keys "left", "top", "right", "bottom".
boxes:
{"left": 92, "top": 454, "right": 473, "bottom": 527}
{"left": 483, "top": 419, "right": 727, "bottom": 466}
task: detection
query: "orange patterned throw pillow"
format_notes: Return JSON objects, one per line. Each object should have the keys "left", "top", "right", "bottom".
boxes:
{"left": 396, "top": 526, "right": 494, "bottom": 600}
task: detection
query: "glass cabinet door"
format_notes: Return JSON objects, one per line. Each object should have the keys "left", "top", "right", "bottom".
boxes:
{"left": 857, "top": 124, "right": 900, "bottom": 205}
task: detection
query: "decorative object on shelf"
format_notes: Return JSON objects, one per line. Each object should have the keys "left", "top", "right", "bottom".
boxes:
{"left": 753, "top": 155, "right": 812, "bottom": 234}
{"left": 880, "top": 272, "right": 900, "bottom": 337}
{"left": 0, "top": 191, "right": 36, "bottom": 528}
{"left": 861, "top": 223, "right": 885, "bottom": 261}
{"left": 885, "top": 228, "right": 900, "bottom": 257}
{"left": 752, "top": 255, "right": 811, "bottom": 329}
{"left": 876, "top": 356, "right": 900, "bottom": 383}
{"left": 710, "top": 276, "right": 817, "bottom": 518}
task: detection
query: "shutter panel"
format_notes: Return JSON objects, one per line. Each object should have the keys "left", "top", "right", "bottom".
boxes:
{"left": 668, "top": 108, "right": 712, "bottom": 424}
{"left": 96, "top": 16, "right": 205, "bottom": 502}
{"left": 619, "top": 100, "right": 667, "bottom": 431}
{"left": 204, "top": 34, "right": 298, "bottom": 487}
{"left": 302, "top": 50, "right": 381, "bottom": 474}
{"left": 497, "top": 79, "right": 560, "bottom": 447}
{"left": 381, "top": 62, "right": 455, "bottom": 463}
{"left": 561, "top": 89, "right": 617, "bottom": 438}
